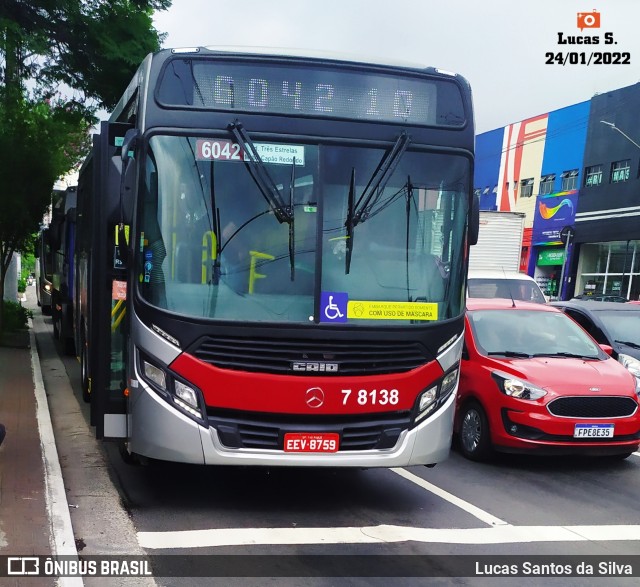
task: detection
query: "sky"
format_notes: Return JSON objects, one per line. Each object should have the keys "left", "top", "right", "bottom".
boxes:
{"left": 151, "top": 0, "right": 640, "bottom": 134}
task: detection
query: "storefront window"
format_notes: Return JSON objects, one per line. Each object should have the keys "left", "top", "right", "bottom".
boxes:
{"left": 577, "top": 241, "right": 639, "bottom": 301}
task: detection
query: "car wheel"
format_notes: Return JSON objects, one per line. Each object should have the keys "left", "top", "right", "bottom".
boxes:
{"left": 607, "top": 452, "right": 633, "bottom": 461}
{"left": 459, "top": 401, "right": 493, "bottom": 461}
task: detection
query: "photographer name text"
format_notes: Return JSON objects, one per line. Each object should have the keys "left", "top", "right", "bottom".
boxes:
{"left": 475, "top": 560, "right": 634, "bottom": 577}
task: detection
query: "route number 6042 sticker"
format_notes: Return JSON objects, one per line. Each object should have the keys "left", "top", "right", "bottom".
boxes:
{"left": 342, "top": 389, "right": 399, "bottom": 406}
{"left": 196, "top": 139, "right": 245, "bottom": 161}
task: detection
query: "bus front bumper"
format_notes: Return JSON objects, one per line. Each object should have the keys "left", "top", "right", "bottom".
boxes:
{"left": 128, "top": 381, "right": 456, "bottom": 468}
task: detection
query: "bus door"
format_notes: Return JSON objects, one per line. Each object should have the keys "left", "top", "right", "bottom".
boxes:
{"left": 89, "top": 121, "right": 134, "bottom": 440}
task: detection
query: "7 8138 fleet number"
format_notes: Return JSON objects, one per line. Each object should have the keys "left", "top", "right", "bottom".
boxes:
{"left": 341, "top": 388, "right": 399, "bottom": 406}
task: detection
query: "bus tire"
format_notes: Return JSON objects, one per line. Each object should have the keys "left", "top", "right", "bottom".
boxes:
{"left": 118, "top": 442, "right": 142, "bottom": 466}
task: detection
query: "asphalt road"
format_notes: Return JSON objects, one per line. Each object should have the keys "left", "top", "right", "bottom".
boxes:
{"left": 29, "top": 289, "right": 640, "bottom": 587}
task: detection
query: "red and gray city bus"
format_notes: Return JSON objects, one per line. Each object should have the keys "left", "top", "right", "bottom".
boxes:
{"left": 35, "top": 227, "right": 53, "bottom": 314}
{"left": 50, "top": 186, "right": 77, "bottom": 355}
{"left": 75, "top": 47, "right": 478, "bottom": 467}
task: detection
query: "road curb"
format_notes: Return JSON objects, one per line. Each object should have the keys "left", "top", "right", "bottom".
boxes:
{"left": 29, "top": 320, "right": 84, "bottom": 587}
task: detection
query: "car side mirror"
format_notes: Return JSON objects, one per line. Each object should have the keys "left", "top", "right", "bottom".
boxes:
{"left": 599, "top": 344, "right": 614, "bottom": 356}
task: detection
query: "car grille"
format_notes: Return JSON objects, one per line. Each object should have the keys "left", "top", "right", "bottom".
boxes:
{"left": 192, "top": 335, "right": 428, "bottom": 375}
{"left": 209, "top": 411, "right": 412, "bottom": 451}
{"left": 547, "top": 396, "right": 638, "bottom": 419}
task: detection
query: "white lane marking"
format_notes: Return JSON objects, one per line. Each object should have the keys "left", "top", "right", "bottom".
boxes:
{"left": 138, "top": 524, "right": 640, "bottom": 550}
{"left": 632, "top": 452, "right": 640, "bottom": 458}
{"left": 390, "top": 468, "right": 507, "bottom": 526}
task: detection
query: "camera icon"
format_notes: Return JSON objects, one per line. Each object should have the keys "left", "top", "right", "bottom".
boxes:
{"left": 577, "top": 9, "right": 601, "bottom": 31}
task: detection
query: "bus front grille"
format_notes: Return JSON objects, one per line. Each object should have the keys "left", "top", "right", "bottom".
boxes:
{"left": 192, "top": 336, "right": 428, "bottom": 375}
{"left": 209, "top": 411, "right": 412, "bottom": 451}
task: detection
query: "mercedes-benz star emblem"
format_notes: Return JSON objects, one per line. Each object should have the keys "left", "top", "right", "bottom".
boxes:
{"left": 305, "top": 387, "right": 325, "bottom": 409}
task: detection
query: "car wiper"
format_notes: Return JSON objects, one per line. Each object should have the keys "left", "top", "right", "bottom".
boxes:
{"left": 352, "top": 131, "right": 410, "bottom": 226}
{"left": 228, "top": 120, "right": 293, "bottom": 224}
{"left": 615, "top": 340, "right": 640, "bottom": 349}
{"left": 531, "top": 352, "right": 598, "bottom": 359}
{"left": 487, "top": 351, "right": 531, "bottom": 358}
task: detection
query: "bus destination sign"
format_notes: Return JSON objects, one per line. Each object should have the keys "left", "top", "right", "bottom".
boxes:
{"left": 157, "top": 58, "right": 466, "bottom": 127}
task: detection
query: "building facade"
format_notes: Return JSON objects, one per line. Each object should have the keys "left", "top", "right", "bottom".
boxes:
{"left": 571, "top": 84, "right": 640, "bottom": 302}
{"left": 474, "top": 82, "right": 640, "bottom": 301}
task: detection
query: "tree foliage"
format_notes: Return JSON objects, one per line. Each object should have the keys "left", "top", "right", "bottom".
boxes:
{"left": 0, "top": 93, "right": 92, "bottom": 331}
{"left": 2, "top": 0, "right": 171, "bottom": 108}
{"left": 0, "top": 0, "right": 171, "bottom": 331}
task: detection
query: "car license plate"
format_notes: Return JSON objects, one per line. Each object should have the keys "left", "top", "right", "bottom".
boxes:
{"left": 574, "top": 424, "right": 614, "bottom": 438}
{"left": 283, "top": 433, "right": 339, "bottom": 453}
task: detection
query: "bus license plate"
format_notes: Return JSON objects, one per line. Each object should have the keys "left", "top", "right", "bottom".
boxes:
{"left": 574, "top": 424, "right": 614, "bottom": 438}
{"left": 283, "top": 433, "right": 339, "bottom": 453}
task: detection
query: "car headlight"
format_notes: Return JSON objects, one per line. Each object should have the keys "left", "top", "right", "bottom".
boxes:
{"left": 491, "top": 372, "right": 547, "bottom": 400}
{"left": 619, "top": 353, "right": 640, "bottom": 395}
{"left": 619, "top": 353, "right": 640, "bottom": 377}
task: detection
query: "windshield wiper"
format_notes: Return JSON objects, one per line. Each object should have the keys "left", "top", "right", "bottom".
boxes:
{"left": 228, "top": 120, "right": 293, "bottom": 224}
{"left": 487, "top": 351, "right": 531, "bottom": 358}
{"left": 615, "top": 340, "right": 640, "bottom": 349}
{"left": 352, "top": 131, "right": 410, "bottom": 226}
{"left": 531, "top": 352, "right": 598, "bottom": 359}
{"left": 343, "top": 132, "right": 410, "bottom": 274}
{"left": 345, "top": 167, "right": 356, "bottom": 274}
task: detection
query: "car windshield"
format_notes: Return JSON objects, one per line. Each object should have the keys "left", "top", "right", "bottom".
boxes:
{"left": 467, "top": 278, "right": 546, "bottom": 303}
{"left": 468, "top": 309, "right": 601, "bottom": 358}
{"left": 136, "top": 134, "right": 471, "bottom": 326}
{"left": 594, "top": 310, "right": 640, "bottom": 347}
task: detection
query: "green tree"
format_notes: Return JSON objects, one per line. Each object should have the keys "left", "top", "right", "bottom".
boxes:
{"left": 0, "top": 94, "right": 91, "bottom": 331}
{"left": 0, "top": 0, "right": 171, "bottom": 332}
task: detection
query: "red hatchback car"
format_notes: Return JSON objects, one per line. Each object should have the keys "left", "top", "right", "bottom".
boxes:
{"left": 455, "top": 299, "right": 640, "bottom": 461}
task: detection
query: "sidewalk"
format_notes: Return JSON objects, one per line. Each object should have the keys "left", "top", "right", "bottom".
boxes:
{"left": 1, "top": 287, "right": 157, "bottom": 587}
{"left": 0, "top": 289, "right": 79, "bottom": 587}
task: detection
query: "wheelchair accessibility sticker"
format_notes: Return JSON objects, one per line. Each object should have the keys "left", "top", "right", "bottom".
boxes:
{"left": 320, "top": 292, "right": 438, "bottom": 323}
{"left": 320, "top": 292, "right": 348, "bottom": 323}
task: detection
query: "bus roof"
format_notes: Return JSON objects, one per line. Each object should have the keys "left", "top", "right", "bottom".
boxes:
{"left": 177, "top": 45, "right": 467, "bottom": 78}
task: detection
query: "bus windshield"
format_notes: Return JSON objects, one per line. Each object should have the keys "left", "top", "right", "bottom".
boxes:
{"left": 137, "top": 134, "right": 470, "bottom": 325}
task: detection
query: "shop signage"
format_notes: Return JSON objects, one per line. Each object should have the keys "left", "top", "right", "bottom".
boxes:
{"left": 538, "top": 248, "right": 565, "bottom": 266}
{"left": 532, "top": 190, "right": 579, "bottom": 245}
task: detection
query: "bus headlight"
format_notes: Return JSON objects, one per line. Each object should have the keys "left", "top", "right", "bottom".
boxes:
{"left": 175, "top": 380, "right": 199, "bottom": 409}
{"left": 139, "top": 352, "right": 207, "bottom": 426}
{"left": 418, "top": 386, "right": 437, "bottom": 413}
{"left": 414, "top": 367, "right": 459, "bottom": 424}
{"left": 143, "top": 360, "right": 167, "bottom": 390}
{"left": 440, "top": 368, "right": 459, "bottom": 401}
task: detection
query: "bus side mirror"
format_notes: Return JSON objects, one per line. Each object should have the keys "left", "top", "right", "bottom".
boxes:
{"left": 120, "top": 129, "right": 140, "bottom": 226}
{"left": 468, "top": 193, "right": 480, "bottom": 246}
{"left": 121, "top": 128, "right": 139, "bottom": 166}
